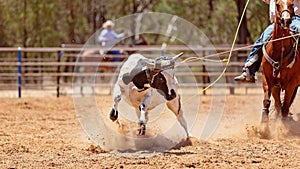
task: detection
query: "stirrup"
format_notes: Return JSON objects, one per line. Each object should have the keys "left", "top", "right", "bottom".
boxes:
{"left": 234, "top": 72, "right": 256, "bottom": 83}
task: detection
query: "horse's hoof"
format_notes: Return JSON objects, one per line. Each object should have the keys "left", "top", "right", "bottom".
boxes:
{"left": 261, "top": 110, "right": 269, "bottom": 123}
{"left": 261, "top": 116, "right": 269, "bottom": 123}
{"left": 259, "top": 122, "right": 271, "bottom": 139}
{"left": 109, "top": 109, "right": 118, "bottom": 122}
{"left": 282, "top": 116, "right": 295, "bottom": 123}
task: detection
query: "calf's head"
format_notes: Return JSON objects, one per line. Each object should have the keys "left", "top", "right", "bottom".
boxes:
{"left": 151, "top": 69, "right": 177, "bottom": 100}
{"left": 128, "top": 68, "right": 176, "bottom": 100}
{"left": 125, "top": 52, "right": 183, "bottom": 100}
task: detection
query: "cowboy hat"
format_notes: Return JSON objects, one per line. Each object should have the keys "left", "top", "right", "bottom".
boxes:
{"left": 102, "top": 20, "right": 115, "bottom": 28}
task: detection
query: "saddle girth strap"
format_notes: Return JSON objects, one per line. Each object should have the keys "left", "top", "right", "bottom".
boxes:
{"left": 262, "top": 43, "right": 296, "bottom": 78}
{"left": 262, "top": 45, "right": 280, "bottom": 77}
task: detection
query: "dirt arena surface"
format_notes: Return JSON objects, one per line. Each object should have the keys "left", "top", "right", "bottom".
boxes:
{"left": 1, "top": 93, "right": 300, "bottom": 168}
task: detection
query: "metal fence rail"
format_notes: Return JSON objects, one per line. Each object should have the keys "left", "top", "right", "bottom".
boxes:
{"left": 0, "top": 45, "right": 261, "bottom": 97}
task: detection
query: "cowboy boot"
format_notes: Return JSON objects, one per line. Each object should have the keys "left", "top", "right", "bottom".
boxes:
{"left": 234, "top": 67, "right": 256, "bottom": 83}
{"left": 234, "top": 47, "right": 263, "bottom": 83}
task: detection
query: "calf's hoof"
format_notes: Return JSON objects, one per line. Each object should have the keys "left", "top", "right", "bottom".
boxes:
{"left": 109, "top": 109, "right": 118, "bottom": 122}
{"left": 138, "top": 123, "right": 146, "bottom": 135}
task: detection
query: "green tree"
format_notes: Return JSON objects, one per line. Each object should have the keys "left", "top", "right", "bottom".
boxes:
{"left": 0, "top": 0, "right": 270, "bottom": 47}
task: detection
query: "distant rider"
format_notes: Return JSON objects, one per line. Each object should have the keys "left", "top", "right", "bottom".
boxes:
{"left": 98, "top": 20, "right": 127, "bottom": 61}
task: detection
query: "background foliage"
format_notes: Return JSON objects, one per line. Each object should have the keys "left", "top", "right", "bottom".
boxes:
{"left": 0, "top": 0, "right": 269, "bottom": 47}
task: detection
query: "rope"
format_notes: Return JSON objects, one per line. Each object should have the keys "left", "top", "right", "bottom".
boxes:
{"left": 174, "top": 0, "right": 250, "bottom": 101}
{"left": 177, "top": 32, "right": 300, "bottom": 65}
{"left": 199, "top": 0, "right": 250, "bottom": 92}
{"left": 176, "top": 0, "right": 300, "bottom": 92}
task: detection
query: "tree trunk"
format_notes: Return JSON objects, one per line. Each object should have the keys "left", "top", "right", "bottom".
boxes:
{"left": 232, "top": 0, "right": 251, "bottom": 94}
{"left": 22, "top": 0, "right": 28, "bottom": 48}
{"left": 65, "top": 0, "right": 77, "bottom": 44}
{"left": 235, "top": 0, "right": 250, "bottom": 44}
{"left": 22, "top": 0, "right": 29, "bottom": 84}
{"left": 99, "top": 0, "right": 107, "bottom": 29}
{"left": 208, "top": 0, "right": 214, "bottom": 20}
{"left": 92, "top": 0, "right": 97, "bottom": 33}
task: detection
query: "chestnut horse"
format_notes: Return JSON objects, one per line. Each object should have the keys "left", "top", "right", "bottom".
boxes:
{"left": 261, "top": 0, "right": 300, "bottom": 126}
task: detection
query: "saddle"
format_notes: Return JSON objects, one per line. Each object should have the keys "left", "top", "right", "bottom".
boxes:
{"left": 262, "top": 34, "right": 299, "bottom": 78}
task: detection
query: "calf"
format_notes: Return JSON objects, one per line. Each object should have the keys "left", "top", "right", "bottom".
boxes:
{"left": 109, "top": 53, "right": 190, "bottom": 136}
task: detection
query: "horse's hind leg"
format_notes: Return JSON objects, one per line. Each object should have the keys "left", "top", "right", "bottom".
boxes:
{"left": 282, "top": 86, "right": 297, "bottom": 120}
{"left": 167, "top": 95, "right": 190, "bottom": 137}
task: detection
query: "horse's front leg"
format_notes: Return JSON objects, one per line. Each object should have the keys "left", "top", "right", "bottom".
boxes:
{"left": 261, "top": 75, "right": 271, "bottom": 123}
{"left": 271, "top": 86, "right": 282, "bottom": 120}
{"left": 259, "top": 75, "right": 273, "bottom": 138}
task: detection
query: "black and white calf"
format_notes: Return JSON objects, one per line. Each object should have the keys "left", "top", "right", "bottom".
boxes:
{"left": 109, "top": 53, "right": 190, "bottom": 136}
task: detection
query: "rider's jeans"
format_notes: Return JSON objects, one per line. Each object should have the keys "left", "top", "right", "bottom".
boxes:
{"left": 244, "top": 16, "right": 300, "bottom": 75}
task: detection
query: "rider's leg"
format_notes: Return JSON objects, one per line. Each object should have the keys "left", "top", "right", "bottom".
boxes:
{"left": 234, "top": 23, "right": 274, "bottom": 83}
{"left": 290, "top": 15, "right": 300, "bottom": 34}
{"left": 108, "top": 50, "right": 121, "bottom": 62}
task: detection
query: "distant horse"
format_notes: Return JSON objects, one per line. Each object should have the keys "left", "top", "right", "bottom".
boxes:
{"left": 78, "top": 36, "right": 148, "bottom": 95}
{"left": 261, "top": 0, "right": 300, "bottom": 128}
{"left": 81, "top": 36, "right": 149, "bottom": 73}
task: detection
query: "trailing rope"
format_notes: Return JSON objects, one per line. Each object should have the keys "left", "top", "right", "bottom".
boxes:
{"left": 177, "top": 31, "right": 300, "bottom": 64}
{"left": 176, "top": 0, "right": 300, "bottom": 92}
{"left": 199, "top": 0, "right": 250, "bottom": 92}
{"left": 172, "top": 1, "right": 250, "bottom": 106}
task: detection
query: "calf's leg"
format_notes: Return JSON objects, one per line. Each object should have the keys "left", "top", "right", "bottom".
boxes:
{"left": 167, "top": 95, "right": 190, "bottom": 137}
{"left": 110, "top": 84, "right": 121, "bottom": 121}
{"left": 137, "top": 93, "right": 151, "bottom": 135}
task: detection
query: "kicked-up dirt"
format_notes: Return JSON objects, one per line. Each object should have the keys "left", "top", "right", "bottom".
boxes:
{"left": 0, "top": 94, "right": 299, "bottom": 168}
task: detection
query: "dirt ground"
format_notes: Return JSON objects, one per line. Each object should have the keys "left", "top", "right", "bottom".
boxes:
{"left": 0, "top": 93, "right": 300, "bottom": 168}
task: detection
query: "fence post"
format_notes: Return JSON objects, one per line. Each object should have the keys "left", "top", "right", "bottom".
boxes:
{"left": 57, "top": 50, "right": 63, "bottom": 98}
{"left": 228, "top": 52, "right": 236, "bottom": 95}
{"left": 17, "top": 47, "right": 22, "bottom": 98}
{"left": 202, "top": 50, "right": 206, "bottom": 95}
